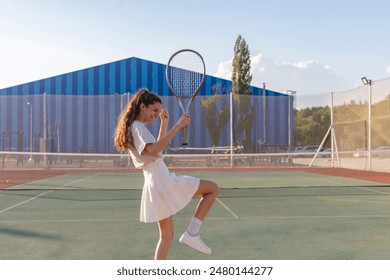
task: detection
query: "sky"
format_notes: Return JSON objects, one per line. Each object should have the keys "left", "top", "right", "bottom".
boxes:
{"left": 1, "top": 0, "right": 390, "bottom": 98}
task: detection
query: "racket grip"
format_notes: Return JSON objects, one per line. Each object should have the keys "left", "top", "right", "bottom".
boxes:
{"left": 182, "top": 126, "right": 188, "bottom": 145}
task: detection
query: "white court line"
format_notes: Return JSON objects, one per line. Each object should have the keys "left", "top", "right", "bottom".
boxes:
{"left": 7, "top": 174, "right": 70, "bottom": 190}
{"left": 253, "top": 214, "right": 390, "bottom": 220}
{"left": 2, "top": 214, "right": 390, "bottom": 224}
{"left": 355, "top": 186, "right": 390, "bottom": 195}
{"left": 0, "top": 174, "right": 98, "bottom": 214}
{"left": 216, "top": 198, "right": 239, "bottom": 219}
{"left": 0, "top": 190, "right": 53, "bottom": 214}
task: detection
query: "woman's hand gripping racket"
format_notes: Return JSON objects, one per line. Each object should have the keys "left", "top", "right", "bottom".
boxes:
{"left": 166, "top": 49, "right": 206, "bottom": 145}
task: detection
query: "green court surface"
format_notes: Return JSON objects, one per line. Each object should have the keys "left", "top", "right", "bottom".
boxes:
{"left": 1, "top": 171, "right": 390, "bottom": 260}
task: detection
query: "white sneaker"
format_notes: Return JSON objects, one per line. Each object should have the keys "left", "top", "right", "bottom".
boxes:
{"left": 179, "top": 231, "right": 212, "bottom": 255}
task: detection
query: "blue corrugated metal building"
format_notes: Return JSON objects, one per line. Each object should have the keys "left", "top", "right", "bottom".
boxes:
{"left": 0, "top": 57, "right": 293, "bottom": 153}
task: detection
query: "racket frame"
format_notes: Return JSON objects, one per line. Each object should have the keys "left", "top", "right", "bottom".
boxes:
{"left": 165, "top": 49, "right": 206, "bottom": 145}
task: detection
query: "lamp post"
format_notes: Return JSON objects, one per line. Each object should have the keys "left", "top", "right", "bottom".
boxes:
{"left": 27, "top": 102, "right": 33, "bottom": 161}
{"left": 361, "top": 77, "right": 372, "bottom": 170}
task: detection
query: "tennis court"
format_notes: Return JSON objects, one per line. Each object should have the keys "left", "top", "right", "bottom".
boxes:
{"left": 1, "top": 167, "right": 390, "bottom": 260}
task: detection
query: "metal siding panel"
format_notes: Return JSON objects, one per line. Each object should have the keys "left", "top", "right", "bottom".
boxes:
{"left": 136, "top": 59, "right": 142, "bottom": 91}
{"left": 50, "top": 77, "right": 56, "bottom": 94}
{"left": 265, "top": 97, "right": 272, "bottom": 144}
{"left": 152, "top": 62, "right": 159, "bottom": 93}
{"left": 148, "top": 61, "right": 153, "bottom": 91}
{"left": 48, "top": 95, "right": 55, "bottom": 147}
{"left": 120, "top": 60, "right": 127, "bottom": 93}
{"left": 86, "top": 68, "right": 93, "bottom": 95}
{"left": 37, "top": 95, "right": 43, "bottom": 144}
{"left": 82, "top": 96, "right": 88, "bottom": 149}
{"left": 270, "top": 97, "right": 276, "bottom": 145}
{"left": 141, "top": 60, "right": 148, "bottom": 89}
{"left": 71, "top": 73, "right": 77, "bottom": 95}
{"left": 93, "top": 97, "right": 99, "bottom": 151}
{"left": 154, "top": 63, "right": 160, "bottom": 94}
{"left": 104, "top": 64, "right": 110, "bottom": 94}
{"left": 98, "top": 66, "right": 105, "bottom": 95}
{"left": 61, "top": 75, "right": 66, "bottom": 95}
{"left": 47, "top": 95, "right": 52, "bottom": 149}
{"left": 65, "top": 95, "right": 73, "bottom": 152}
{"left": 0, "top": 95, "right": 6, "bottom": 140}
{"left": 115, "top": 61, "right": 121, "bottom": 93}
{"left": 107, "top": 96, "right": 115, "bottom": 153}
{"left": 129, "top": 58, "right": 136, "bottom": 93}
{"left": 18, "top": 97, "right": 26, "bottom": 147}
{"left": 66, "top": 74, "right": 72, "bottom": 95}
{"left": 126, "top": 59, "right": 131, "bottom": 93}
{"left": 290, "top": 98, "right": 295, "bottom": 145}
{"left": 82, "top": 70, "right": 88, "bottom": 94}
{"left": 76, "top": 97, "right": 83, "bottom": 149}
{"left": 44, "top": 79, "right": 51, "bottom": 95}
{"left": 5, "top": 96, "right": 12, "bottom": 149}
{"left": 98, "top": 96, "right": 105, "bottom": 151}
{"left": 204, "top": 76, "right": 211, "bottom": 97}
{"left": 92, "top": 67, "right": 98, "bottom": 95}
{"left": 252, "top": 87, "right": 259, "bottom": 96}
{"left": 103, "top": 101, "right": 108, "bottom": 152}
{"left": 77, "top": 71, "right": 83, "bottom": 95}
{"left": 109, "top": 62, "right": 116, "bottom": 94}
{"left": 274, "top": 97, "right": 281, "bottom": 145}
{"left": 33, "top": 81, "right": 39, "bottom": 95}
{"left": 53, "top": 95, "right": 61, "bottom": 152}
{"left": 162, "top": 64, "right": 170, "bottom": 96}
{"left": 55, "top": 76, "right": 62, "bottom": 94}
{"left": 22, "top": 84, "right": 29, "bottom": 95}
{"left": 10, "top": 96, "right": 18, "bottom": 148}
{"left": 254, "top": 96, "right": 261, "bottom": 146}
{"left": 59, "top": 96, "right": 67, "bottom": 152}
{"left": 70, "top": 96, "right": 78, "bottom": 151}
{"left": 87, "top": 96, "right": 94, "bottom": 151}
{"left": 279, "top": 97, "right": 287, "bottom": 145}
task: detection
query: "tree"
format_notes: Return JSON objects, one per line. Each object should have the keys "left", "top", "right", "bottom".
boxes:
{"left": 232, "top": 35, "right": 252, "bottom": 96}
{"left": 201, "top": 95, "right": 230, "bottom": 146}
{"left": 294, "top": 106, "right": 331, "bottom": 147}
{"left": 232, "top": 35, "right": 255, "bottom": 151}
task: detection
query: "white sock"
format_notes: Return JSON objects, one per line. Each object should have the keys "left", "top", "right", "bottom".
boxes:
{"left": 187, "top": 217, "right": 203, "bottom": 236}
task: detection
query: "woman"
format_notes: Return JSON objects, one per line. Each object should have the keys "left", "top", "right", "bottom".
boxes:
{"left": 114, "top": 88, "right": 219, "bottom": 259}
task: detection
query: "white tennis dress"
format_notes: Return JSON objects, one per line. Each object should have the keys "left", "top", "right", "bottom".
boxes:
{"left": 129, "top": 120, "right": 200, "bottom": 223}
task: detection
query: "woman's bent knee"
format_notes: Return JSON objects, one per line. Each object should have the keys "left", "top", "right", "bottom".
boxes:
{"left": 197, "top": 179, "right": 219, "bottom": 197}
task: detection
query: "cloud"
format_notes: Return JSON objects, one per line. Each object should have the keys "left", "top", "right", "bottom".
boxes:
{"left": 387, "top": 65, "right": 390, "bottom": 76}
{"left": 215, "top": 53, "right": 356, "bottom": 107}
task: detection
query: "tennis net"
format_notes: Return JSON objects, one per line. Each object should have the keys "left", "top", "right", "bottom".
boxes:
{"left": 1, "top": 147, "right": 390, "bottom": 171}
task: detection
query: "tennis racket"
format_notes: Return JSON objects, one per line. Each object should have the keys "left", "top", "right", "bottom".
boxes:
{"left": 166, "top": 49, "right": 206, "bottom": 145}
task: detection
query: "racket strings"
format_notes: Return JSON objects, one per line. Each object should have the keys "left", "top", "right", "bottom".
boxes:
{"left": 170, "top": 70, "right": 203, "bottom": 97}
{"left": 167, "top": 52, "right": 205, "bottom": 98}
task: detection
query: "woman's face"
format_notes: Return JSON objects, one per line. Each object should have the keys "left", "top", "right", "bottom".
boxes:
{"left": 139, "top": 102, "right": 162, "bottom": 124}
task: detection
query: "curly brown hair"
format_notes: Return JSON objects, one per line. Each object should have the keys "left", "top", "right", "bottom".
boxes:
{"left": 114, "top": 89, "right": 162, "bottom": 152}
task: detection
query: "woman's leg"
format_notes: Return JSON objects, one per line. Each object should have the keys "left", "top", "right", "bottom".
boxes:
{"left": 155, "top": 216, "right": 174, "bottom": 260}
{"left": 192, "top": 179, "right": 219, "bottom": 221}
{"left": 179, "top": 179, "right": 219, "bottom": 255}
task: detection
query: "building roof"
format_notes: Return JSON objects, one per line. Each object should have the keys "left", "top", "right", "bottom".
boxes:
{"left": 0, "top": 57, "right": 285, "bottom": 96}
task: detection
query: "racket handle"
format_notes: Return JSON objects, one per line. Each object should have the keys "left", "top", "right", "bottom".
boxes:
{"left": 182, "top": 126, "right": 188, "bottom": 145}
